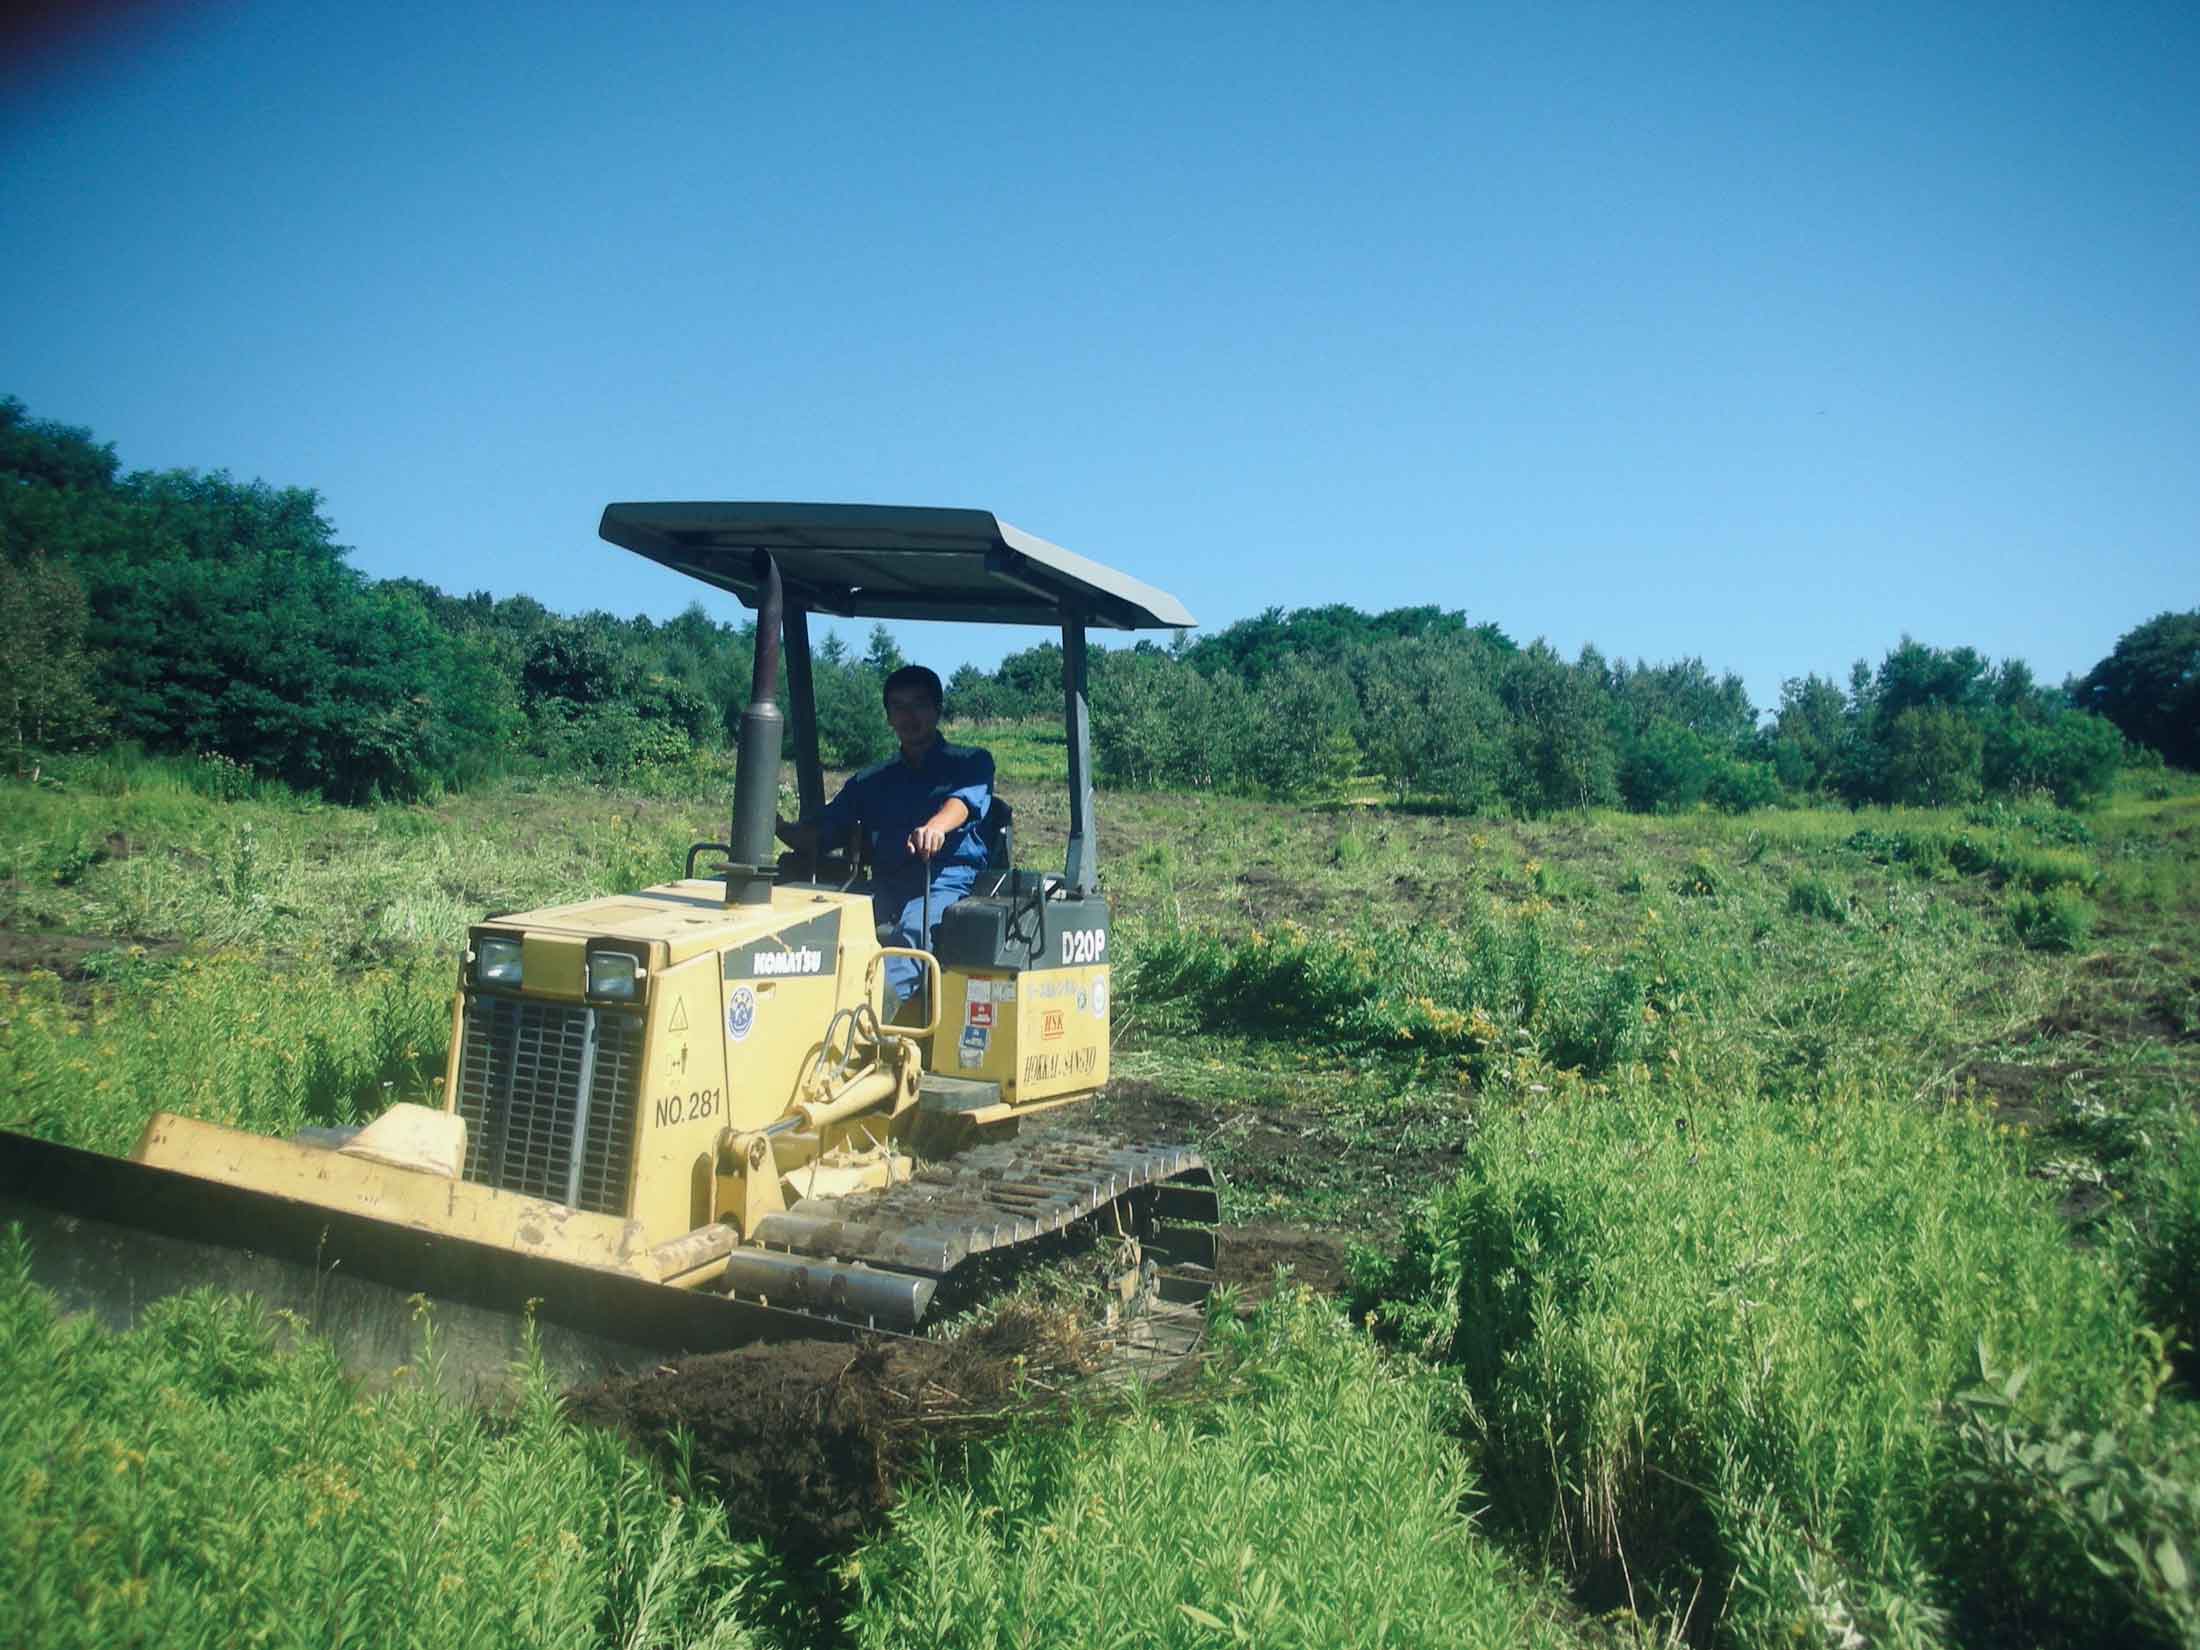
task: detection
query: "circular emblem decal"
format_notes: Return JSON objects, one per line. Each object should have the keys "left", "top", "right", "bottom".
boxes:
{"left": 726, "top": 985, "right": 757, "bottom": 1042}
{"left": 1090, "top": 977, "right": 1110, "bottom": 1019}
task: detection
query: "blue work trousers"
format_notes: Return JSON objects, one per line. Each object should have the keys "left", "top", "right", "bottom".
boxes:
{"left": 875, "top": 863, "right": 977, "bottom": 1003}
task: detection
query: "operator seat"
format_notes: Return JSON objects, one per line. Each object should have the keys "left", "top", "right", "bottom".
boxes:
{"left": 874, "top": 794, "right": 1016, "bottom": 945}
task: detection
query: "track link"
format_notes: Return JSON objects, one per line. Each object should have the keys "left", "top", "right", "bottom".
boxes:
{"left": 737, "top": 1129, "right": 1220, "bottom": 1327}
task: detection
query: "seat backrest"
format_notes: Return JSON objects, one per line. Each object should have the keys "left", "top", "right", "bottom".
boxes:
{"left": 979, "top": 794, "right": 1014, "bottom": 871}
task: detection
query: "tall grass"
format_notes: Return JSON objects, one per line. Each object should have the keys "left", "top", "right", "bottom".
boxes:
{"left": 0, "top": 952, "right": 450, "bottom": 1152}
{"left": 1353, "top": 1088, "right": 2195, "bottom": 1646}
{"left": 846, "top": 1289, "right": 1584, "bottom": 1649}
{"left": 3, "top": 756, "right": 715, "bottom": 957}
{"left": 0, "top": 1230, "right": 781, "bottom": 1650}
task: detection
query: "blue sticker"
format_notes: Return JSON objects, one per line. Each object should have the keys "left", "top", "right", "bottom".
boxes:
{"left": 726, "top": 985, "right": 757, "bottom": 1042}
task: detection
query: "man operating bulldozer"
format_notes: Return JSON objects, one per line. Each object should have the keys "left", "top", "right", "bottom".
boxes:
{"left": 775, "top": 664, "right": 993, "bottom": 1004}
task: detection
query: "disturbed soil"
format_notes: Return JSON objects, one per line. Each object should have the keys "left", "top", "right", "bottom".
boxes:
{"left": 569, "top": 1080, "right": 1362, "bottom": 1566}
{"left": 1091, "top": 1076, "right": 1472, "bottom": 1228}
{"left": 0, "top": 929, "right": 179, "bottom": 983}
{"left": 568, "top": 1305, "right": 1106, "bottom": 1559}
{"left": 567, "top": 1215, "right": 1355, "bottom": 1564}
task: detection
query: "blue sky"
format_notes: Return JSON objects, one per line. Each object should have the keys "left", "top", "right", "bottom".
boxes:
{"left": 4, "top": 1, "right": 2193, "bottom": 714}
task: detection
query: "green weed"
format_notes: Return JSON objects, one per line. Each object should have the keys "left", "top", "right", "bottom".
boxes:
{"left": 1126, "top": 912, "right": 1663, "bottom": 1083}
{"left": 2008, "top": 887, "right": 2095, "bottom": 953}
{"left": 0, "top": 1231, "right": 780, "bottom": 1650}
{"left": 1353, "top": 1088, "right": 2184, "bottom": 1646}
{"left": 846, "top": 1289, "right": 1582, "bottom": 1649}
{"left": 1786, "top": 873, "right": 1847, "bottom": 922}
{"left": 1673, "top": 856, "right": 1721, "bottom": 898}
{"left": 0, "top": 953, "right": 450, "bottom": 1151}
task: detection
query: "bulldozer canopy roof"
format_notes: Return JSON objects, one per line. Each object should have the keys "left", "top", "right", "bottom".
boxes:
{"left": 598, "top": 502, "right": 1196, "bottom": 630}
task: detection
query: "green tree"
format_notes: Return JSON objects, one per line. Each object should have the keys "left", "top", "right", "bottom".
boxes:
{"left": 1865, "top": 637, "right": 1990, "bottom": 721}
{"left": 2078, "top": 610, "right": 2200, "bottom": 769}
{"left": 1500, "top": 643, "right": 1618, "bottom": 813}
{"left": 1609, "top": 656, "right": 1755, "bottom": 745}
{"left": 992, "top": 641, "right": 1065, "bottom": 719}
{"left": 39, "top": 464, "right": 511, "bottom": 800}
{"left": 863, "top": 624, "right": 906, "bottom": 677}
{"left": 813, "top": 633, "right": 893, "bottom": 769}
{"left": 1354, "top": 635, "right": 1507, "bottom": 809}
{"left": 1883, "top": 704, "right": 1984, "bottom": 807}
{"left": 0, "top": 396, "right": 118, "bottom": 493}
{"left": 1770, "top": 673, "right": 1852, "bottom": 795}
{"left": 0, "top": 554, "right": 105, "bottom": 771}
{"left": 1619, "top": 720, "right": 1715, "bottom": 813}
{"left": 1091, "top": 649, "right": 1255, "bottom": 792}
{"left": 1981, "top": 707, "right": 2125, "bottom": 807}
{"left": 521, "top": 620, "right": 627, "bottom": 711}
{"left": 1239, "top": 654, "right": 1360, "bottom": 799}
{"left": 944, "top": 662, "right": 1017, "bottom": 722}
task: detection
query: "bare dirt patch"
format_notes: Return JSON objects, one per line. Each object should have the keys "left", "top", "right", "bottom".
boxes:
{"left": 1090, "top": 1076, "right": 1469, "bottom": 1228}
{"left": 0, "top": 930, "right": 180, "bottom": 985}
{"left": 567, "top": 1306, "right": 1101, "bottom": 1560}
{"left": 1217, "top": 1221, "right": 1354, "bottom": 1300}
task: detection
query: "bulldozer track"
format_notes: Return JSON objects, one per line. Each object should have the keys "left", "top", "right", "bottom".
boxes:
{"left": 756, "top": 1130, "right": 1218, "bottom": 1277}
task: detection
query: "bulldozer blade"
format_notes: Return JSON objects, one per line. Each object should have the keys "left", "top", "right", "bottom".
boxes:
{"left": 0, "top": 1130, "right": 861, "bottom": 1396}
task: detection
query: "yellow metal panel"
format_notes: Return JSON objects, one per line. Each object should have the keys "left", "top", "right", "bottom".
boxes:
{"left": 131, "top": 1113, "right": 656, "bottom": 1275}
{"left": 489, "top": 880, "right": 857, "bottom": 967}
{"left": 622, "top": 949, "right": 732, "bottom": 1242}
{"left": 939, "top": 969, "right": 1016, "bottom": 1087}
{"left": 1012, "top": 963, "right": 1110, "bottom": 1100}
{"left": 940, "top": 965, "right": 1109, "bottom": 1102}
{"left": 520, "top": 933, "right": 587, "bottom": 1000}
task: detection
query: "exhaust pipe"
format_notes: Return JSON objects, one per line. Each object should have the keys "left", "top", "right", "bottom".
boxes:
{"left": 726, "top": 552, "right": 785, "bottom": 907}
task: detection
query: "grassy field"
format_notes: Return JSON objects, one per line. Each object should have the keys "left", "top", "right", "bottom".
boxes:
{"left": 3, "top": 739, "right": 2198, "bottom": 1646}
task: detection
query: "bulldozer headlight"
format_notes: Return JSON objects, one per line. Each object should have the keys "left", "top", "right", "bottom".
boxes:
{"left": 474, "top": 937, "right": 523, "bottom": 987}
{"left": 588, "top": 951, "right": 644, "bottom": 1002}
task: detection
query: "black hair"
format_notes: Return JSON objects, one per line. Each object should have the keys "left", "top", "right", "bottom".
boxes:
{"left": 881, "top": 664, "right": 944, "bottom": 710}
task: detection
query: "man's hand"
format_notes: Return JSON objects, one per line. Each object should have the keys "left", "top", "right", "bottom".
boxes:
{"left": 905, "top": 798, "right": 970, "bottom": 860}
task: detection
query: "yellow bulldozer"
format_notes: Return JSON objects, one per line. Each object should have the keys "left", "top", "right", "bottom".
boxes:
{"left": 0, "top": 504, "right": 1218, "bottom": 1386}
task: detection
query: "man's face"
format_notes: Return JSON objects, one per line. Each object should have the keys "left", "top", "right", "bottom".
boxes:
{"left": 885, "top": 686, "right": 941, "bottom": 754}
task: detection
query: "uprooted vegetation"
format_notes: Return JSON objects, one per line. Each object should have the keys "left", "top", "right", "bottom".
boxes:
{"left": 4, "top": 755, "right": 2199, "bottom": 1646}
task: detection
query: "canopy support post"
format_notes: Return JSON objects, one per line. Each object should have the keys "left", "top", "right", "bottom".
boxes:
{"left": 1062, "top": 606, "right": 1097, "bottom": 895}
{"left": 782, "top": 602, "right": 823, "bottom": 822}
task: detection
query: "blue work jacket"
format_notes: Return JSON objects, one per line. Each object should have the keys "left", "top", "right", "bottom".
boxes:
{"left": 814, "top": 739, "right": 993, "bottom": 883}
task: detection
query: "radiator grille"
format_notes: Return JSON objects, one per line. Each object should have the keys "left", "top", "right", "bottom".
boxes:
{"left": 455, "top": 995, "right": 642, "bottom": 1216}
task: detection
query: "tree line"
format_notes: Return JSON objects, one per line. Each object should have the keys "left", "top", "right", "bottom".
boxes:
{"left": 954, "top": 609, "right": 2189, "bottom": 815}
{"left": 5, "top": 394, "right": 2192, "bottom": 812}
{"left": 0, "top": 397, "right": 906, "bottom": 799}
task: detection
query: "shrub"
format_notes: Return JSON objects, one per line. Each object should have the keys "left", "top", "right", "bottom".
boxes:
{"left": 1705, "top": 753, "right": 1784, "bottom": 813}
{"left": 1672, "top": 857, "right": 1721, "bottom": 898}
{"left": 184, "top": 750, "right": 260, "bottom": 801}
{"left": 1787, "top": 873, "right": 1846, "bottom": 922}
{"left": 2131, "top": 1112, "right": 2200, "bottom": 1380}
{"left": 2007, "top": 887, "right": 2093, "bottom": 953}
{"left": 1124, "top": 915, "right": 1662, "bottom": 1080}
